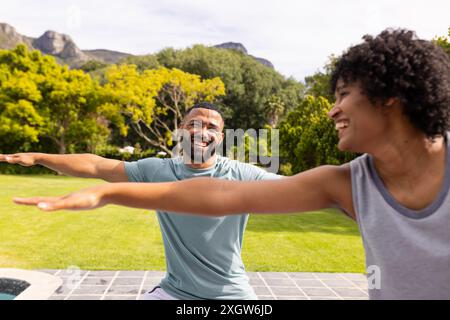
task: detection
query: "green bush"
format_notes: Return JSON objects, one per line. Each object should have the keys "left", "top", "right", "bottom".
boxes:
{"left": 0, "top": 163, "right": 55, "bottom": 175}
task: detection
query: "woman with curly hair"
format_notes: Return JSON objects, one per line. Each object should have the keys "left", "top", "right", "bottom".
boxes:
{"left": 12, "top": 29, "right": 450, "bottom": 299}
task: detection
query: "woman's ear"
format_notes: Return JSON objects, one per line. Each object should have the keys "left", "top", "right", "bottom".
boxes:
{"left": 384, "top": 97, "right": 401, "bottom": 108}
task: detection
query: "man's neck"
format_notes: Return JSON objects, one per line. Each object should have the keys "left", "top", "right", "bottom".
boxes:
{"left": 184, "top": 154, "right": 218, "bottom": 170}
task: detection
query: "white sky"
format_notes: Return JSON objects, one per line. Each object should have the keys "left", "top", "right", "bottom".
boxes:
{"left": 1, "top": 0, "right": 449, "bottom": 81}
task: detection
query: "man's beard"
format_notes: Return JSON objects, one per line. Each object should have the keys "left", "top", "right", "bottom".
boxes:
{"left": 181, "top": 138, "right": 218, "bottom": 164}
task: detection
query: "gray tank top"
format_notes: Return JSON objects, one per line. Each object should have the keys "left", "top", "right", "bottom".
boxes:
{"left": 350, "top": 135, "right": 450, "bottom": 299}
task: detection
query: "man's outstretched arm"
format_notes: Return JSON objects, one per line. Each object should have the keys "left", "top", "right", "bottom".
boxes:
{"left": 0, "top": 153, "right": 127, "bottom": 182}
{"left": 13, "top": 165, "right": 354, "bottom": 218}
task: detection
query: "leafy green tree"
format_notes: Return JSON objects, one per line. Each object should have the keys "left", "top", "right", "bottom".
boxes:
{"left": 303, "top": 56, "right": 337, "bottom": 102}
{"left": 101, "top": 65, "right": 225, "bottom": 156}
{"left": 0, "top": 99, "right": 44, "bottom": 152}
{"left": 0, "top": 45, "right": 110, "bottom": 154}
{"left": 279, "top": 95, "right": 357, "bottom": 174}
{"left": 265, "top": 95, "right": 285, "bottom": 128}
{"left": 434, "top": 27, "right": 450, "bottom": 57}
{"left": 78, "top": 60, "right": 108, "bottom": 73}
{"left": 119, "top": 54, "right": 160, "bottom": 71}
{"left": 0, "top": 46, "right": 45, "bottom": 153}
{"left": 125, "top": 45, "right": 305, "bottom": 130}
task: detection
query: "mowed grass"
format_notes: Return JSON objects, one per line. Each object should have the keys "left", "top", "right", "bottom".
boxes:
{"left": 0, "top": 174, "right": 365, "bottom": 272}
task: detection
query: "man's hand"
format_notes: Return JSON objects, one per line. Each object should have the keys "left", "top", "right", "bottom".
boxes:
{"left": 1, "top": 153, "right": 128, "bottom": 182}
{"left": 0, "top": 153, "right": 39, "bottom": 167}
{"left": 13, "top": 185, "right": 108, "bottom": 212}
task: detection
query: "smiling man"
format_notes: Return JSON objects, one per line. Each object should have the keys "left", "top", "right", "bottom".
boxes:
{"left": 122, "top": 102, "right": 282, "bottom": 300}
{"left": 15, "top": 29, "right": 450, "bottom": 300}
{"left": 2, "top": 102, "right": 282, "bottom": 300}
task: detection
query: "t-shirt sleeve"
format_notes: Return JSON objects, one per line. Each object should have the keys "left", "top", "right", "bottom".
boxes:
{"left": 124, "top": 157, "right": 163, "bottom": 182}
{"left": 237, "top": 162, "right": 284, "bottom": 181}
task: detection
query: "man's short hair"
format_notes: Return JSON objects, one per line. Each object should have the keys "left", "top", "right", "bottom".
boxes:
{"left": 185, "top": 102, "right": 224, "bottom": 121}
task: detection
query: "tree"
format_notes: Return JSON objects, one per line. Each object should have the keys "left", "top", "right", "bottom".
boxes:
{"left": 37, "top": 63, "right": 106, "bottom": 154}
{"left": 78, "top": 60, "right": 108, "bottom": 73}
{"left": 265, "top": 95, "right": 285, "bottom": 128}
{"left": 0, "top": 45, "right": 110, "bottom": 154}
{"left": 125, "top": 45, "right": 305, "bottom": 130}
{"left": 119, "top": 54, "right": 160, "bottom": 71}
{"left": 0, "top": 48, "right": 45, "bottom": 153}
{"left": 303, "top": 56, "right": 337, "bottom": 102}
{"left": 434, "top": 27, "right": 450, "bottom": 57}
{"left": 0, "top": 99, "right": 44, "bottom": 153}
{"left": 101, "top": 65, "right": 225, "bottom": 156}
{"left": 279, "top": 95, "right": 357, "bottom": 174}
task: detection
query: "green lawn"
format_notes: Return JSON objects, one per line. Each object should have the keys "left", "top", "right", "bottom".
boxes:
{"left": 0, "top": 174, "right": 365, "bottom": 272}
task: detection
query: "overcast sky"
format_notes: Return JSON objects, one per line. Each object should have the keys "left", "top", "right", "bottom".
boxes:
{"left": 1, "top": 0, "right": 449, "bottom": 81}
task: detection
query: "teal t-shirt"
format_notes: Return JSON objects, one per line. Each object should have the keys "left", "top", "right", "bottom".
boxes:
{"left": 124, "top": 156, "right": 281, "bottom": 300}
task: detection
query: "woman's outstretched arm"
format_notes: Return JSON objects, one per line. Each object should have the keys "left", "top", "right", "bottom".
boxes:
{"left": 13, "top": 165, "right": 353, "bottom": 217}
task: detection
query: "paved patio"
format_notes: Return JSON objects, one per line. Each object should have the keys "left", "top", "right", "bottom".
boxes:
{"left": 39, "top": 270, "right": 369, "bottom": 300}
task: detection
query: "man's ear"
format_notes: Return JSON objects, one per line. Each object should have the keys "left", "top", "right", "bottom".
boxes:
{"left": 217, "top": 132, "right": 224, "bottom": 144}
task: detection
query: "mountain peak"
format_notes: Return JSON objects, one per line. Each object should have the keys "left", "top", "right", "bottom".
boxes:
{"left": 33, "top": 30, "right": 87, "bottom": 60}
{"left": 214, "top": 42, "right": 274, "bottom": 69}
{"left": 0, "top": 22, "right": 16, "bottom": 34}
{"left": 214, "top": 42, "right": 248, "bottom": 54}
{"left": 41, "top": 30, "right": 73, "bottom": 41}
{"left": 0, "top": 22, "right": 130, "bottom": 67}
{"left": 0, "top": 22, "right": 34, "bottom": 49}
{"left": 0, "top": 22, "right": 274, "bottom": 70}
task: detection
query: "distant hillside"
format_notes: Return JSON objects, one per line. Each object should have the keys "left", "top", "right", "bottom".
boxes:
{"left": 83, "top": 49, "right": 131, "bottom": 64}
{"left": 0, "top": 22, "right": 274, "bottom": 69}
{"left": 0, "top": 22, "right": 131, "bottom": 67}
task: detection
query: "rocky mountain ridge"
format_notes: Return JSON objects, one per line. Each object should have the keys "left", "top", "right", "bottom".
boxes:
{"left": 0, "top": 22, "right": 274, "bottom": 69}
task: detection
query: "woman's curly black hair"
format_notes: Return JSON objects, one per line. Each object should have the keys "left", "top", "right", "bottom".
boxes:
{"left": 330, "top": 28, "right": 450, "bottom": 138}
